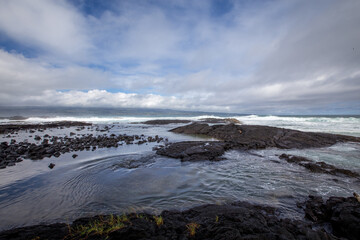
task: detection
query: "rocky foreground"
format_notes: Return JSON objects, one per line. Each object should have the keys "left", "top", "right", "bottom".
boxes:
{"left": 0, "top": 195, "right": 358, "bottom": 240}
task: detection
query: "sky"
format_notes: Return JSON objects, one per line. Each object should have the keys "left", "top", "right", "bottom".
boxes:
{"left": 0, "top": 0, "right": 359, "bottom": 114}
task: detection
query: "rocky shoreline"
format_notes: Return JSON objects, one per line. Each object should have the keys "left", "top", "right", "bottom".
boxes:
{"left": 0, "top": 195, "right": 358, "bottom": 240}
{"left": 1, "top": 120, "right": 359, "bottom": 239}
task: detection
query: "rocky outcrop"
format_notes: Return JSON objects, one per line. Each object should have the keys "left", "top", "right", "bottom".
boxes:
{"left": 170, "top": 123, "right": 360, "bottom": 149}
{"left": 279, "top": 154, "right": 360, "bottom": 178}
{"left": 156, "top": 141, "right": 229, "bottom": 161}
{"left": 156, "top": 123, "right": 360, "bottom": 162}
{"left": 301, "top": 195, "right": 360, "bottom": 240}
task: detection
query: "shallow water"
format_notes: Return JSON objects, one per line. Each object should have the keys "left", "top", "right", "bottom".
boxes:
{"left": 0, "top": 119, "right": 359, "bottom": 231}
{"left": 0, "top": 142, "right": 359, "bottom": 229}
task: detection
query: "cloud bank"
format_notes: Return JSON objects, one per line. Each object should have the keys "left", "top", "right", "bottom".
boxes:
{"left": 0, "top": 0, "right": 359, "bottom": 114}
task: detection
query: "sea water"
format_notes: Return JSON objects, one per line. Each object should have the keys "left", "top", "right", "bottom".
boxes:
{"left": 0, "top": 107, "right": 359, "bottom": 230}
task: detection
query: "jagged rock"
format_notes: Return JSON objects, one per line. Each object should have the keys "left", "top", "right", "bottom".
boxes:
{"left": 302, "top": 195, "right": 360, "bottom": 240}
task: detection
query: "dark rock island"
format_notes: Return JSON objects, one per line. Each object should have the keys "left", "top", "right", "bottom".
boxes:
{"left": 157, "top": 123, "right": 360, "bottom": 162}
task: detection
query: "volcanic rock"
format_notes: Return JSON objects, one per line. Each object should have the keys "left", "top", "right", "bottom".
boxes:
{"left": 0, "top": 121, "right": 92, "bottom": 134}
{"left": 302, "top": 195, "right": 360, "bottom": 240}
{"left": 2, "top": 196, "right": 355, "bottom": 240}
{"left": 170, "top": 123, "right": 360, "bottom": 149}
{"left": 156, "top": 141, "right": 229, "bottom": 161}
{"left": 279, "top": 154, "right": 360, "bottom": 178}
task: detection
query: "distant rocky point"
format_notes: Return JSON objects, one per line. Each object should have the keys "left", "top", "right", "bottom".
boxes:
{"left": 0, "top": 121, "right": 92, "bottom": 134}
{"left": 137, "top": 118, "right": 241, "bottom": 125}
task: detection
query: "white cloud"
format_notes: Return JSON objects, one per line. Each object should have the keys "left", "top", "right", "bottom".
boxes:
{"left": 8, "top": 89, "right": 228, "bottom": 112}
{"left": 0, "top": 0, "right": 91, "bottom": 60}
{"left": 0, "top": 49, "right": 110, "bottom": 96}
{"left": 0, "top": 0, "right": 359, "bottom": 114}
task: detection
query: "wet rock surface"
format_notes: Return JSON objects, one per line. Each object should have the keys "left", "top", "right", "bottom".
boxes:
{"left": 0, "top": 133, "right": 165, "bottom": 169}
{"left": 300, "top": 195, "right": 360, "bottom": 240}
{"left": 2, "top": 195, "right": 357, "bottom": 240}
{"left": 0, "top": 121, "right": 92, "bottom": 134}
{"left": 279, "top": 154, "right": 360, "bottom": 178}
{"left": 156, "top": 123, "right": 360, "bottom": 163}
{"left": 156, "top": 141, "right": 230, "bottom": 161}
{"left": 170, "top": 123, "right": 360, "bottom": 149}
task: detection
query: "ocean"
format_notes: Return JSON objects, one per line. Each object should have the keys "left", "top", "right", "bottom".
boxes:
{"left": 0, "top": 107, "right": 359, "bottom": 230}
{"left": 1, "top": 106, "right": 359, "bottom": 136}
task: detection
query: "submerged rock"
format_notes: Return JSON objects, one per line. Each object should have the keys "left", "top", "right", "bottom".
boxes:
{"left": 279, "top": 154, "right": 360, "bottom": 178}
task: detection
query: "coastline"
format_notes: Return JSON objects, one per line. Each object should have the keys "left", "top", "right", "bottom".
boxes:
{"left": 0, "top": 119, "right": 359, "bottom": 239}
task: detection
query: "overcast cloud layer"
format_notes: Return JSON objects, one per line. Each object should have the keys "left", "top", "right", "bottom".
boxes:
{"left": 0, "top": 0, "right": 359, "bottom": 114}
